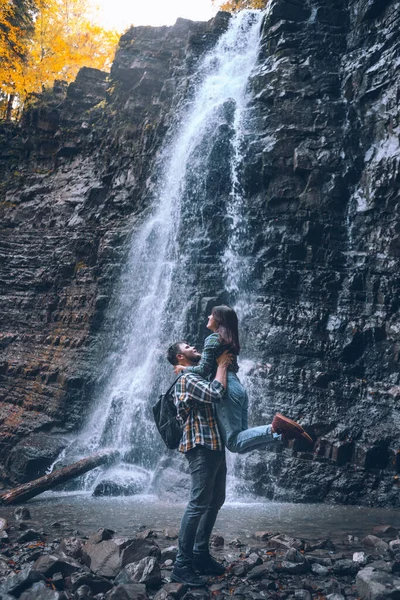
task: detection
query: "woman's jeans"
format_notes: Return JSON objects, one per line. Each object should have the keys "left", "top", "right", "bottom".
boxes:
{"left": 216, "top": 371, "right": 281, "bottom": 453}
{"left": 175, "top": 446, "right": 226, "bottom": 568}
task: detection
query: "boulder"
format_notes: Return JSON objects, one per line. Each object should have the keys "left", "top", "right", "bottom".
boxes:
{"left": 14, "top": 507, "right": 31, "bottom": 521}
{"left": 276, "top": 560, "right": 311, "bottom": 575}
{"left": 6, "top": 433, "right": 68, "bottom": 483}
{"left": 17, "top": 528, "right": 44, "bottom": 543}
{"left": 390, "top": 541, "right": 400, "bottom": 554}
{"left": 247, "top": 562, "right": 276, "bottom": 580}
{"left": 33, "top": 554, "right": 81, "bottom": 576}
{"left": 312, "top": 563, "right": 330, "bottom": 576}
{"left": 267, "top": 534, "right": 304, "bottom": 550}
{"left": 106, "top": 584, "right": 147, "bottom": 600}
{"left": 362, "top": 536, "right": 390, "bottom": 555}
{"left": 82, "top": 537, "right": 160, "bottom": 578}
{"left": 163, "top": 528, "right": 179, "bottom": 541}
{"left": 332, "top": 559, "right": 360, "bottom": 576}
{"left": 0, "top": 566, "right": 45, "bottom": 597}
{"left": 353, "top": 552, "right": 368, "bottom": 565}
{"left": 160, "top": 546, "right": 178, "bottom": 562}
{"left": 19, "top": 581, "right": 64, "bottom": 599}
{"left": 60, "top": 537, "right": 84, "bottom": 559}
{"left": 356, "top": 566, "right": 400, "bottom": 600}
{"left": 372, "top": 526, "right": 399, "bottom": 538}
{"left": 115, "top": 557, "right": 161, "bottom": 588}
{"left": 67, "top": 572, "right": 113, "bottom": 595}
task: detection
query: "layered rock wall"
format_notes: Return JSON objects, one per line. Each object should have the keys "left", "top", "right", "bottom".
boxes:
{"left": 0, "top": 16, "right": 229, "bottom": 475}
{"left": 234, "top": 0, "right": 400, "bottom": 505}
{"left": 0, "top": 1, "right": 399, "bottom": 504}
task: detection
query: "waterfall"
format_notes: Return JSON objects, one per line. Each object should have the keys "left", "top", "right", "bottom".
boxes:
{"left": 69, "top": 10, "right": 264, "bottom": 493}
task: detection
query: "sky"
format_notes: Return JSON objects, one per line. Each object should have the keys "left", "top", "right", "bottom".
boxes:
{"left": 90, "top": 0, "right": 218, "bottom": 32}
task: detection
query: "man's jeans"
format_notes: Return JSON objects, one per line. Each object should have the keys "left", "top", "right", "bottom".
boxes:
{"left": 216, "top": 371, "right": 281, "bottom": 453}
{"left": 175, "top": 446, "right": 226, "bottom": 567}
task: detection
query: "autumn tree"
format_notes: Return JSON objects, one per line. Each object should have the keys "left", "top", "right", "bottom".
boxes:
{"left": 215, "top": 0, "right": 267, "bottom": 11}
{"left": 0, "top": 0, "right": 38, "bottom": 119}
{"left": 0, "top": 0, "right": 119, "bottom": 120}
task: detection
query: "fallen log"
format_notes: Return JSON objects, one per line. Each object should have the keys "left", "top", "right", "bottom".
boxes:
{"left": 0, "top": 450, "right": 120, "bottom": 505}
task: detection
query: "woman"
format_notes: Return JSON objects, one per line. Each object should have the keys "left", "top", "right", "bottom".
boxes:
{"left": 174, "top": 305, "right": 312, "bottom": 453}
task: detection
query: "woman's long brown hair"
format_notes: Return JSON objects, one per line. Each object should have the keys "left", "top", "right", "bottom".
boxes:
{"left": 212, "top": 305, "right": 240, "bottom": 355}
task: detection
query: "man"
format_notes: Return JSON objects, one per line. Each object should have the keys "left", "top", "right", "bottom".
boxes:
{"left": 166, "top": 341, "right": 311, "bottom": 587}
{"left": 166, "top": 342, "right": 231, "bottom": 586}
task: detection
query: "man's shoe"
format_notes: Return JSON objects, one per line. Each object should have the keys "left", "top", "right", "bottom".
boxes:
{"left": 272, "top": 413, "right": 313, "bottom": 444}
{"left": 171, "top": 564, "right": 207, "bottom": 587}
{"left": 194, "top": 554, "right": 226, "bottom": 575}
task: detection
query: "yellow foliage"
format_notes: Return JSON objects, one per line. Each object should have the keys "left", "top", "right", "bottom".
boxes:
{"left": 215, "top": 0, "right": 267, "bottom": 11}
{"left": 0, "top": 0, "right": 119, "bottom": 116}
{"left": 0, "top": 0, "right": 34, "bottom": 99}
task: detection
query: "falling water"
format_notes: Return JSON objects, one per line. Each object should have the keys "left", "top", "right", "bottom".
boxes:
{"left": 67, "top": 10, "right": 265, "bottom": 492}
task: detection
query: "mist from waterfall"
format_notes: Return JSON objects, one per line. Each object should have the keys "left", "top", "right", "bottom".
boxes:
{"left": 70, "top": 10, "right": 264, "bottom": 492}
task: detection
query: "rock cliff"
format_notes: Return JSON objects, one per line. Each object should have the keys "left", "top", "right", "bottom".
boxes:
{"left": 0, "top": 0, "right": 399, "bottom": 505}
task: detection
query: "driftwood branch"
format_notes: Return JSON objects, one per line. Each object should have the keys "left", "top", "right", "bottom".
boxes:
{"left": 0, "top": 450, "right": 120, "bottom": 505}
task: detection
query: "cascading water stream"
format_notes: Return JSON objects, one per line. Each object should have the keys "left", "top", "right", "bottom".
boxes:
{"left": 60, "top": 10, "right": 265, "bottom": 494}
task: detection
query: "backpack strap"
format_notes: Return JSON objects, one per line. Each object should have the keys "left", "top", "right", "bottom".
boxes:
{"left": 165, "top": 373, "right": 184, "bottom": 397}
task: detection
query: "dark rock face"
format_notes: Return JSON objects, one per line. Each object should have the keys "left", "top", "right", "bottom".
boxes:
{"left": 230, "top": 0, "right": 400, "bottom": 506}
{"left": 0, "top": 0, "right": 399, "bottom": 505}
{"left": 0, "top": 17, "right": 227, "bottom": 466}
{"left": 6, "top": 433, "right": 68, "bottom": 482}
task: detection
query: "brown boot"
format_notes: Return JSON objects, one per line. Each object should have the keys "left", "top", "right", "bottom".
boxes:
{"left": 272, "top": 413, "right": 313, "bottom": 444}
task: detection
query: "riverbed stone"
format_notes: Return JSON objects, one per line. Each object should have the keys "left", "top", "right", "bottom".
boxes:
{"left": 267, "top": 534, "right": 304, "bottom": 551}
{"left": 312, "top": 563, "right": 330, "bottom": 576}
{"left": 20, "top": 581, "right": 66, "bottom": 599}
{"left": 362, "top": 537, "right": 390, "bottom": 555}
{"left": 160, "top": 546, "right": 178, "bottom": 562}
{"left": 75, "top": 585, "right": 94, "bottom": 599}
{"left": 368, "top": 561, "right": 393, "bottom": 574}
{"left": 13, "top": 507, "right": 31, "bottom": 521}
{"left": 17, "top": 528, "right": 44, "bottom": 543}
{"left": 88, "top": 529, "right": 115, "bottom": 544}
{"left": 332, "top": 560, "right": 360, "bottom": 576}
{"left": 82, "top": 537, "right": 160, "bottom": 578}
{"left": 353, "top": 553, "right": 368, "bottom": 565}
{"left": 33, "top": 553, "right": 81, "bottom": 576}
{"left": 372, "top": 527, "right": 399, "bottom": 538}
{"left": 181, "top": 590, "right": 209, "bottom": 600}
{"left": 163, "top": 529, "right": 179, "bottom": 541}
{"left": 295, "top": 590, "right": 312, "bottom": 600}
{"left": 247, "top": 562, "right": 276, "bottom": 580}
{"left": 356, "top": 567, "right": 400, "bottom": 600}
{"left": 389, "top": 541, "right": 400, "bottom": 555}
{"left": 0, "top": 566, "right": 46, "bottom": 596}
{"left": 106, "top": 584, "right": 147, "bottom": 600}
{"left": 60, "top": 537, "right": 84, "bottom": 559}
{"left": 67, "top": 573, "right": 113, "bottom": 595}
{"left": 114, "top": 556, "right": 161, "bottom": 588}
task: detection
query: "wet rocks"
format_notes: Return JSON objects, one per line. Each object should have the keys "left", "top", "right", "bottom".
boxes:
{"left": 362, "top": 536, "right": 390, "bottom": 555}
{"left": 1, "top": 520, "right": 400, "bottom": 600}
{"left": 6, "top": 434, "right": 68, "bottom": 483}
{"left": 0, "top": 566, "right": 46, "bottom": 597}
{"left": 115, "top": 557, "right": 161, "bottom": 588}
{"left": 82, "top": 536, "right": 160, "bottom": 578}
{"left": 356, "top": 567, "right": 400, "bottom": 600}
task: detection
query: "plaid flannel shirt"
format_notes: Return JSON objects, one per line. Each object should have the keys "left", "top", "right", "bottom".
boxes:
{"left": 173, "top": 372, "right": 225, "bottom": 453}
